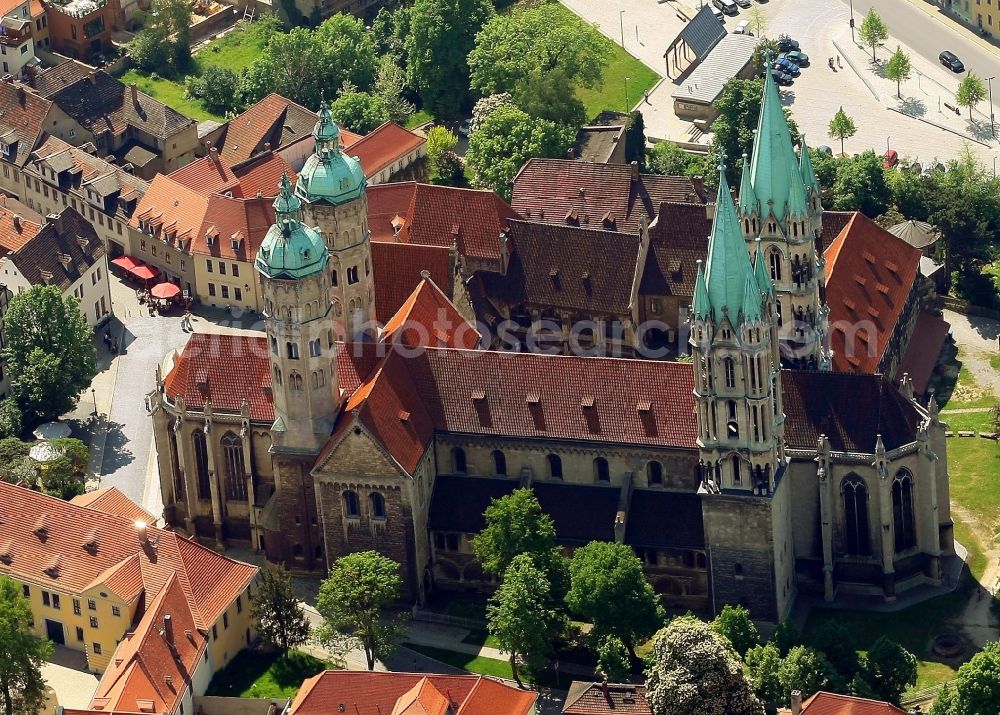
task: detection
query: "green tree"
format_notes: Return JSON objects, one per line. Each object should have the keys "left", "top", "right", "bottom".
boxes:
{"left": 809, "top": 149, "right": 840, "bottom": 194}
{"left": 862, "top": 637, "right": 916, "bottom": 705}
{"left": 747, "top": 5, "right": 767, "bottom": 37}
{"left": 315, "top": 551, "right": 402, "bottom": 670}
{"left": 832, "top": 150, "right": 892, "bottom": 217}
{"left": 513, "top": 68, "right": 587, "bottom": 128}
{"left": 567, "top": 541, "right": 664, "bottom": 662}
{"left": 778, "top": 646, "right": 844, "bottom": 703}
{"left": 40, "top": 455, "right": 83, "bottom": 500}
{"left": 407, "top": 0, "right": 495, "bottom": 118}
{"left": 885, "top": 46, "right": 911, "bottom": 99}
{"left": 250, "top": 565, "right": 311, "bottom": 653}
{"left": 827, "top": 106, "right": 856, "bottom": 156}
{"left": 466, "top": 105, "right": 574, "bottom": 201}
{"left": 49, "top": 438, "right": 89, "bottom": 476}
{"left": 957, "top": 72, "right": 988, "bottom": 121}
{"left": 129, "top": 24, "right": 171, "bottom": 74}
{"left": 0, "top": 575, "right": 51, "bottom": 715}
{"left": 0, "top": 400, "right": 21, "bottom": 440}
{"left": 468, "top": 2, "right": 610, "bottom": 95}
{"left": 768, "top": 620, "right": 801, "bottom": 658}
{"left": 931, "top": 641, "right": 1000, "bottom": 714}
{"left": 470, "top": 92, "right": 514, "bottom": 134}
{"left": 160, "top": 0, "right": 193, "bottom": 71}
{"left": 312, "top": 15, "right": 379, "bottom": 91}
{"left": 645, "top": 616, "right": 764, "bottom": 715}
{"left": 625, "top": 111, "right": 646, "bottom": 166}
{"left": 746, "top": 643, "right": 785, "bottom": 711}
{"left": 132, "top": 0, "right": 192, "bottom": 75}
{"left": 0, "top": 437, "right": 29, "bottom": 468}
{"left": 751, "top": 38, "right": 779, "bottom": 74}
{"left": 858, "top": 9, "right": 888, "bottom": 61}
{"left": 710, "top": 604, "right": 759, "bottom": 659}
{"left": 3, "top": 286, "right": 96, "bottom": 425}
{"left": 806, "top": 620, "right": 859, "bottom": 681}
{"left": 486, "top": 553, "right": 567, "bottom": 687}
{"left": 374, "top": 56, "right": 415, "bottom": 126}
{"left": 185, "top": 66, "right": 241, "bottom": 116}
{"left": 596, "top": 635, "right": 631, "bottom": 682}
{"left": 3, "top": 457, "right": 37, "bottom": 486}
{"left": 426, "top": 126, "right": 463, "bottom": 185}
{"left": 329, "top": 88, "right": 388, "bottom": 134}
{"left": 649, "top": 141, "right": 698, "bottom": 175}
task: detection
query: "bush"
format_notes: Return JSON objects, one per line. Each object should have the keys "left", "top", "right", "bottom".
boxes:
{"left": 0, "top": 400, "right": 22, "bottom": 440}
{"left": 185, "top": 66, "right": 241, "bottom": 115}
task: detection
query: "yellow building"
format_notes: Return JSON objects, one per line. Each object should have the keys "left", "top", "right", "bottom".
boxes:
{"left": 0, "top": 482, "right": 258, "bottom": 713}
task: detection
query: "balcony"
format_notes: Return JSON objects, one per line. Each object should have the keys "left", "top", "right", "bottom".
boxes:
{"left": 0, "top": 19, "right": 30, "bottom": 45}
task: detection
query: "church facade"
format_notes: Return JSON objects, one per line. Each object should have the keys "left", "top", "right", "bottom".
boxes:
{"left": 148, "top": 80, "right": 954, "bottom": 623}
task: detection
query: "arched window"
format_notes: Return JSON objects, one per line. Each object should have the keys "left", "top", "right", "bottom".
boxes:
{"left": 286, "top": 342, "right": 299, "bottom": 359}
{"left": 309, "top": 339, "right": 321, "bottom": 357}
{"left": 769, "top": 249, "right": 782, "bottom": 281}
{"left": 892, "top": 470, "right": 916, "bottom": 553}
{"left": 334, "top": 300, "right": 343, "bottom": 317}
{"left": 647, "top": 461, "right": 663, "bottom": 485}
{"left": 594, "top": 457, "right": 610, "bottom": 482}
{"left": 192, "top": 429, "right": 210, "bottom": 500}
{"left": 343, "top": 490, "right": 360, "bottom": 517}
{"left": 452, "top": 447, "right": 466, "bottom": 474}
{"left": 273, "top": 366, "right": 282, "bottom": 385}
{"left": 727, "top": 400, "right": 739, "bottom": 439}
{"left": 331, "top": 269, "right": 338, "bottom": 286}
{"left": 731, "top": 454, "right": 742, "bottom": 486}
{"left": 370, "top": 492, "right": 386, "bottom": 519}
{"left": 492, "top": 450, "right": 506, "bottom": 476}
{"left": 723, "top": 357, "right": 736, "bottom": 389}
{"left": 842, "top": 476, "right": 870, "bottom": 556}
{"left": 222, "top": 432, "right": 246, "bottom": 501}
{"left": 547, "top": 454, "right": 563, "bottom": 479}
{"left": 270, "top": 336, "right": 277, "bottom": 355}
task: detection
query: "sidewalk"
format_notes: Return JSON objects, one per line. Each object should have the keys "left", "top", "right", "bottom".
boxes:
{"left": 902, "top": 0, "right": 1000, "bottom": 61}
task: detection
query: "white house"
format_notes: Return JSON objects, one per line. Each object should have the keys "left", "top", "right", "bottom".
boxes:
{"left": 0, "top": 0, "right": 38, "bottom": 79}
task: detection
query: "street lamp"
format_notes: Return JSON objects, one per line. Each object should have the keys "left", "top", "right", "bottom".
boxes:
{"left": 91, "top": 388, "right": 97, "bottom": 417}
{"left": 625, "top": 76, "right": 630, "bottom": 112}
{"left": 619, "top": 9, "right": 625, "bottom": 48}
{"left": 886, "top": 136, "right": 891, "bottom": 152}
{"left": 987, "top": 75, "right": 996, "bottom": 139}
{"left": 849, "top": 0, "right": 855, "bottom": 43}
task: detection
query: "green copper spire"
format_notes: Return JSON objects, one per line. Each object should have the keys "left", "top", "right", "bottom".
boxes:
{"left": 314, "top": 101, "right": 340, "bottom": 150}
{"left": 704, "top": 163, "right": 756, "bottom": 323}
{"left": 799, "top": 137, "right": 820, "bottom": 195}
{"left": 788, "top": 162, "right": 808, "bottom": 218}
{"left": 738, "top": 152, "right": 757, "bottom": 218}
{"left": 295, "top": 103, "right": 366, "bottom": 206}
{"left": 273, "top": 173, "right": 301, "bottom": 218}
{"left": 753, "top": 238, "right": 773, "bottom": 296}
{"left": 693, "top": 259, "right": 710, "bottom": 320}
{"left": 257, "top": 177, "right": 328, "bottom": 280}
{"left": 741, "top": 272, "right": 762, "bottom": 323}
{"left": 748, "top": 65, "right": 800, "bottom": 222}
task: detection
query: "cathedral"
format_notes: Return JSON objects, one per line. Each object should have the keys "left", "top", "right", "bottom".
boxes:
{"left": 148, "top": 74, "right": 954, "bottom": 623}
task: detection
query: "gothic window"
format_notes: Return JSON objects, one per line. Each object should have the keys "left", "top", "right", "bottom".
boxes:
{"left": 347, "top": 267, "right": 359, "bottom": 284}
{"left": 775, "top": 298, "right": 783, "bottom": 326}
{"left": 328, "top": 329, "right": 335, "bottom": 348}
{"left": 343, "top": 490, "right": 360, "bottom": 517}
{"left": 547, "top": 454, "right": 563, "bottom": 479}
{"left": 727, "top": 400, "right": 739, "bottom": 439}
{"left": 290, "top": 372, "right": 303, "bottom": 391}
{"left": 492, "top": 450, "right": 506, "bottom": 476}
{"left": 731, "top": 454, "right": 742, "bottom": 486}
{"left": 842, "top": 476, "right": 870, "bottom": 556}
{"left": 169, "top": 430, "right": 183, "bottom": 500}
{"left": 452, "top": 447, "right": 466, "bottom": 474}
{"left": 222, "top": 432, "right": 247, "bottom": 502}
{"left": 892, "top": 470, "right": 916, "bottom": 553}
{"left": 709, "top": 402, "right": 718, "bottom": 440}
{"left": 769, "top": 249, "right": 782, "bottom": 281}
{"left": 744, "top": 218, "right": 750, "bottom": 234}
{"left": 331, "top": 269, "right": 338, "bottom": 286}
{"left": 305, "top": 303, "right": 314, "bottom": 320}
{"left": 334, "top": 300, "right": 342, "bottom": 317}
{"left": 287, "top": 342, "right": 299, "bottom": 359}
{"left": 270, "top": 336, "right": 277, "bottom": 354}
{"left": 309, "top": 339, "right": 321, "bottom": 357}
{"left": 792, "top": 222, "right": 798, "bottom": 237}
{"left": 370, "top": 492, "right": 386, "bottom": 519}
{"left": 192, "top": 429, "right": 210, "bottom": 500}
{"left": 723, "top": 357, "right": 736, "bottom": 389}
{"left": 594, "top": 457, "right": 610, "bottom": 482}
{"left": 273, "top": 366, "right": 282, "bottom": 385}
{"left": 647, "top": 461, "right": 663, "bottom": 486}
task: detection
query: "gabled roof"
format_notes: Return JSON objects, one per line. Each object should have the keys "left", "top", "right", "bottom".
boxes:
{"left": 381, "top": 277, "right": 480, "bottom": 350}
{"left": 563, "top": 681, "right": 652, "bottom": 714}
{"left": 131, "top": 174, "right": 210, "bottom": 248}
{"left": 641, "top": 201, "right": 712, "bottom": 297}
{"left": 193, "top": 193, "right": 274, "bottom": 261}
{"left": 368, "top": 182, "right": 520, "bottom": 263}
{"left": 70, "top": 487, "right": 157, "bottom": 525}
{"left": 512, "top": 158, "right": 707, "bottom": 234}
{"left": 896, "top": 311, "right": 951, "bottom": 395}
{"left": 669, "top": 5, "right": 725, "bottom": 58}
{"left": 168, "top": 151, "right": 241, "bottom": 196}
{"left": 371, "top": 242, "right": 452, "bottom": 324}
{"left": 168, "top": 150, "right": 298, "bottom": 200}
{"left": 780, "top": 691, "right": 906, "bottom": 715}
{"left": 347, "top": 121, "right": 425, "bottom": 177}
{"left": 824, "top": 212, "right": 921, "bottom": 373}
{"left": 216, "top": 93, "right": 318, "bottom": 166}
{"left": 7, "top": 207, "right": 105, "bottom": 292}
{"left": 0, "top": 79, "right": 54, "bottom": 167}
{"left": 0, "top": 204, "right": 40, "bottom": 254}
{"left": 290, "top": 671, "right": 537, "bottom": 715}
{"left": 30, "top": 60, "right": 91, "bottom": 99}
{"left": 232, "top": 151, "right": 298, "bottom": 198}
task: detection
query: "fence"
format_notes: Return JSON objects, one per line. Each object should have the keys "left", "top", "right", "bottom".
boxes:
{"left": 942, "top": 295, "right": 1000, "bottom": 321}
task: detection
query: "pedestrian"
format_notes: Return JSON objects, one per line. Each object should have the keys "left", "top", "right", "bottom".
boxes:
{"left": 112, "top": 338, "right": 119, "bottom": 354}
{"left": 644, "top": 90, "right": 650, "bottom": 105}
{"left": 837, "top": 55, "right": 842, "bottom": 69}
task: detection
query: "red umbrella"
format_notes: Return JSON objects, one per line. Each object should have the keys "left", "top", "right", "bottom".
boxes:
{"left": 130, "top": 265, "right": 158, "bottom": 281}
{"left": 111, "top": 255, "right": 144, "bottom": 271}
{"left": 150, "top": 282, "right": 181, "bottom": 299}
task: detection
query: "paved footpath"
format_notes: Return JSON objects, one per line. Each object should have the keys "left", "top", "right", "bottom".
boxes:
{"left": 945, "top": 309, "right": 1000, "bottom": 397}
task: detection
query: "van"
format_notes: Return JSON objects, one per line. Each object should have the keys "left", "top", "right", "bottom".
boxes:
{"left": 713, "top": 0, "right": 739, "bottom": 16}
{"left": 733, "top": 20, "right": 751, "bottom": 34}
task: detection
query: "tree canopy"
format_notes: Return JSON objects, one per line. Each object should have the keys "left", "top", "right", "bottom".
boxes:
{"left": 862, "top": 637, "right": 917, "bottom": 705}
{"left": 827, "top": 106, "right": 856, "bottom": 156}
{"left": 831, "top": 150, "right": 891, "bottom": 217}
{"left": 329, "top": 88, "right": 389, "bottom": 134}
{"left": 858, "top": 9, "right": 888, "bottom": 61}
{"left": 745, "top": 643, "right": 784, "bottom": 711}
{"left": 778, "top": 646, "right": 844, "bottom": 703}
{"left": 957, "top": 72, "right": 987, "bottom": 121}
{"left": 710, "top": 604, "right": 759, "bottom": 659}
{"left": 932, "top": 641, "right": 1000, "bottom": 714}
{"left": 885, "top": 47, "right": 911, "bottom": 99}
{"left": 0, "top": 575, "right": 51, "bottom": 715}
{"left": 251, "top": 565, "right": 311, "bottom": 653}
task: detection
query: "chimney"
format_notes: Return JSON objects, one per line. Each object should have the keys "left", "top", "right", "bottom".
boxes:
{"left": 163, "top": 614, "right": 173, "bottom": 644}
{"left": 130, "top": 83, "right": 138, "bottom": 106}
{"left": 264, "top": 142, "right": 271, "bottom": 152}
{"left": 12, "top": 214, "right": 21, "bottom": 232}
{"left": 46, "top": 212, "right": 63, "bottom": 235}
{"left": 630, "top": 160, "right": 639, "bottom": 181}
{"left": 691, "top": 175, "right": 705, "bottom": 200}
{"left": 88, "top": 71, "right": 97, "bottom": 85}
{"left": 135, "top": 519, "right": 147, "bottom": 542}
{"left": 790, "top": 690, "right": 802, "bottom": 715}
{"left": 210, "top": 146, "right": 219, "bottom": 163}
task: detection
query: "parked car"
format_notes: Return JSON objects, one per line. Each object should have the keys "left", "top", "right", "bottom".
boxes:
{"left": 770, "top": 68, "right": 793, "bottom": 86}
{"left": 776, "top": 36, "right": 800, "bottom": 52}
{"left": 781, "top": 50, "right": 809, "bottom": 66}
{"left": 816, "top": 145, "right": 833, "bottom": 155}
{"left": 458, "top": 119, "right": 471, "bottom": 137}
{"left": 939, "top": 50, "right": 965, "bottom": 72}
{"left": 734, "top": 0, "right": 751, "bottom": 7}
{"left": 713, "top": 0, "right": 739, "bottom": 16}
{"left": 733, "top": 19, "right": 751, "bottom": 34}
{"left": 710, "top": 5, "right": 724, "bottom": 19}
{"left": 774, "top": 58, "right": 800, "bottom": 76}
{"left": 883, "top": 149, "right": 899, "bottom": 169}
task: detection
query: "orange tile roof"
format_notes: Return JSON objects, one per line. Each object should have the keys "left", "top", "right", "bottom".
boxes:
{"left": 347, "top": 121, "right": 425, "bottom": 177}
{"left": 0, "top": 80, "right": 54, "bottom": 167}
{"left": 192, "top": 193, "right": 274, "bottom": 262}
{"left": 168, "top": 152, "right": 241, "bottom": 196}
{"left": 217, "top": 94, "right": 318, "bottom": 166}
{"left": 381, "top": 277, "right": 480, "bottom": 350}
{"left": 371, "top": 242, "right": 452, "bottom": 324}
{"left": 0, "top": 481, "right": 257, "bottom": 629}
{"left": 290, "top": 672, "right": 536, "bottom": 715}
{"left": 563, "top": 682, "right": 651, "bottom": 714}
{"left": 824, "top": 212, "right": 922, "bottom": 374}
{"left": 131, "top": 175, "right": 210, "bottom": 250}
{"left": 779, "top": 692, "right": 906, "bottom": 715}
{"left": 70, "top": 486, "right": 157, "bottom": 525}
{"left": 896, "top": 311, "right": 951, "bottom": 394}
{"left": 232, "top": 151, "right": 297, "bottom": 198}
{"left": 0, "top": 207, "right": 41, "bottom": 255}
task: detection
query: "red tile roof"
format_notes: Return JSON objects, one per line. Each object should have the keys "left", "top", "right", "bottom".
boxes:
{"left": 381, "top": 278, "right": 480, "bottom": 350}
{"left": 70, "top": 486, "right": 157, "bottom": 525}
{"left": 193, "top": 193, "right": 274, "bottom": 262}
{"left": 217, "top": 94, "right": 318, "bottom": 166}
{"left": 168, "top": 152, "right": 241, "bottom": 196}
{"left": 367, "top": 182, "right": 520, "bottom": 264}
{"left": 290, "top": 671, "right": 536, "bottom": 715}
{"left": 896, "top": 311, "right": 951, "bottom": 394}
{"left": 371, "top": 242, "right": 452, "bottom": 324}
{"left": 0, "top": 81, "right": 54, "bottom": 167}
{"left": 642, "top": 201, "right": 712, "bottom": 297}
{"left": 131, "top": 175, "right": 210, "bottom": 250}
{"left": 824, "top": 212, "right": 922, "bottom": 374}
{"left": 563, "top": 682, "right": 652, "bottom": 714}
{"left": 512, "top": 158, "right": 708, "bottom": 234}
{"left": 232, "top": 151, "right": 298, "bottom": 199}
{"left": 0, "top": 207, "right": 41, "bottom": 255}
{"left": 779, "top": 692, "right": 906, "bottom": 715}
{"left": 347, "top": 121, "right": 425, "bottom": 177}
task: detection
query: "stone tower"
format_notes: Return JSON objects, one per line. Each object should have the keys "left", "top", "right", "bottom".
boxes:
{"left": 692, "top": 165, "right": 784, "bottom": 494}
{"left": 296, "top": 102, "right": 376, "bottom": 340}
{"left": 256, "top": 174, "right": 340, "bottom": 455}
{"left": 737, "top": 67, "right": 830, "bottom": 370}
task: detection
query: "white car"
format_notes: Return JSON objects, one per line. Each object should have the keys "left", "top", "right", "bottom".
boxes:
{"left": 733, "top": 19, "right": 751, "bottom": 34}
{"left": 458, "top": 119, "right": 471, "bottom": 137}
{"left": 710, "top": 5, "right": 724, "bottom": 20}
{"left": 735, "top": 0, "right": 751, "bottom": 7}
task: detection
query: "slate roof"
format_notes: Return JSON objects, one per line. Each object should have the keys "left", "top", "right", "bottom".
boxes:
{"left": 8, "top": 207, "right": 105, "bottom": 292}
{"left": 290, "top": 671, "right": 537, "bottom": 715}
{"left": 887, "top": 219, "right": 940, "bottom": 250}
{"left": 370, "top": 241, "right": 452, "bottom": 324}
{"left": 533, "top": 482, "right": 621, "bottom": 543}
{"left": 367, "top": 182, "right": 520, "bottom": 263}
{"left": 512, "top": 159, "right": 707, "bottom": 234}
{"left": 427, "top": 475, "right": 519, "bottom": 533}
{"left": 641, "top": 201, "right": 711, "bottom": 297}
{"left": 563, "top": 682, "right": 652, "bottom": 715}
{"left": 625, "top": 490, "right": 704, "bottom": 549}
{"left": 669, "top": 5, "right": 726, "bottom": 58}
{"left": 47, "top": 70, "right": 194, "bottom": 141}
{"left": 896, "top": 311, "right": 951, "bottom": 395}
{"left": 348, "top": 121, "right": 425, "bottom": 177}
{"left": 0, "top": 80, "right": 54, "bottom": 167}
{"left": 781, "top": 370, "right": 922, "bottom": 452}
{"left": 216, "top": 93, "right": 318, "bottom": 166}
{"left": 824, "top": 212, "right": 922, "bottom": 373}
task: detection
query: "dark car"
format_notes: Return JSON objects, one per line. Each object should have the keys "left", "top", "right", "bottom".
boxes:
{"left": 770, "top": 68, "right": 793, "bottom": 86}
{"left": 781, "top": 50, "right": 809, "bottom": 66}
{"left": 713, "top": 0, "right": 739, "bottom": 15}
{"left": 939, "top": 50, "right": 965, "bottom": 72}
{"left": 774, "top": 58, "right": 800, "bottom": 76}
{"left": 777, "top": 36, "right": 800, "bottom": 52}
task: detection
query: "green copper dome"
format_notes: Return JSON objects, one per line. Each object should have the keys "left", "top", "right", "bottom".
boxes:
{"left": 256, "top": 174, "right": 328, "bottom": 280}
{"left": 294, "top": 101, "right": 366, "bottom": 206}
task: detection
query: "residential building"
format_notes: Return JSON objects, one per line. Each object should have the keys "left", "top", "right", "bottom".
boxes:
{"left": 0, "top": 481, "right": 257, "bottom": 684}
{"left": 563, "top": 682, "right": 651, "bottom": 714}
{"left": 571, "top": 111, "right": 630, "bottom": 164}
{"left": 0, "top": 0, "right": 39, "bottom": 79}
{"left": 0, "top": 205, "right": 111, "bottom": 325}
{"left": 290, "top": 671, "right": 537, "bottom": 715}
{"left": 43, "top": 0, "right": 122, "bottom": 63}
{"left": 205, "top": 93, "right": 320, "bottom": 166}
{"left": 779, "top": 690, "right": 907, "bottom": 714}
{"left": 29, "top": 0, "right": 47, "bottom": 49}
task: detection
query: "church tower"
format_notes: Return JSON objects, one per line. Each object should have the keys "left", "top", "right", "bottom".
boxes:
{"left": 692, "top": 164, "right": 784, "bottom": 494}
{"left": 738, "top": 67, "right": 830, "bottom": 370}
{"left": 256, "top": 174, "right": 340, "bottom": 454}
{"left": 296, "top": 102, "right": 376, "bottom": 340}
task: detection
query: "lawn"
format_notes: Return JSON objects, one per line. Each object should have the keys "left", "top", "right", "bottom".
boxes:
{"left": 403, "top": 642, "right": 514, "bottom": 679}
{"left": 462, "top": 629, "right": 502, "bottom": 649}
{"left": 205, "top": 649, "right": 332, "bottom": 699}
